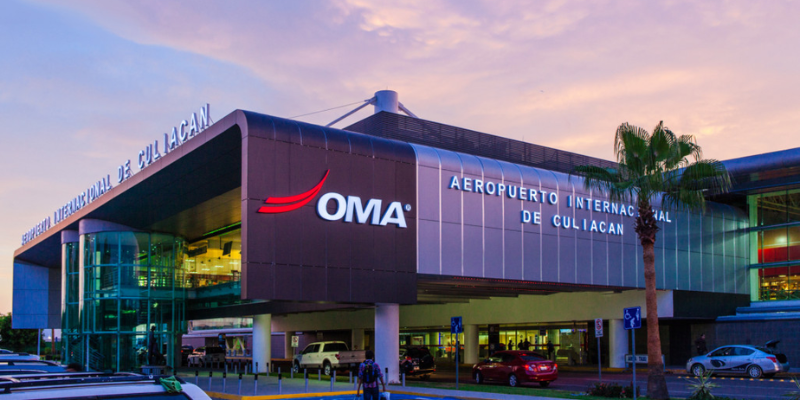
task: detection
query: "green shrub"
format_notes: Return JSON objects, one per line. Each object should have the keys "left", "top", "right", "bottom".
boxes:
{"left": 587, "top": 382, "right": 640, "bottom": 398}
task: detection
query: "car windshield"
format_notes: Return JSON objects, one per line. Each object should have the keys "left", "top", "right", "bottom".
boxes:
{"left": 520, "top": 354, "right": 546, "bottom": 361}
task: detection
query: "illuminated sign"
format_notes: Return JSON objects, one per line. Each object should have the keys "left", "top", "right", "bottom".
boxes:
{"left": 316, "top": 193, "right": 409, "bottom": 228}
{"left": 256, "top": 170, "right": 409, "bottom": 228}
{"left": 447, "top": 175, "right": 671, "bottom": 236}
{"left": 20, "top": 105, "right": 211, "bottom": 246}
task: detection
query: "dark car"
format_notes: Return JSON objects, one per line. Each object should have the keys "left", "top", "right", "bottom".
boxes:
{"left": 180, "top": 345, "right": 195, "bottom": 366}
{"left": 399, "top": 347, "right": 435, "bottom": 378}
{"left": 472, "top": 350, "right": 557, "bottom": 387}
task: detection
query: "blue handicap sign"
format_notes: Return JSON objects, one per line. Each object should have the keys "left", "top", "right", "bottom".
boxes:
{"left": 623, "top": 307, "right": 641, "bottom": 330}
{"left": 451, "top": 316, "right": 463, "bottom": 334}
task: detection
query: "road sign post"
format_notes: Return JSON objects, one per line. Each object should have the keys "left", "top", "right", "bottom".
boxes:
{"left": 595, "top": 318, "right": 603, "bottom": 382}
{"left": 623, "top": 307, "right": 641, "bottom": 400}
{"left": 451, "top": 316, "right": 463, "bottom": 391}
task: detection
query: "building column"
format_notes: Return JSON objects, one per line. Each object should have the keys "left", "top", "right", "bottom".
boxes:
{"left": 464, "top": 324, "right": 479, "bottom": 364}
{"left": 609, "top": 319, "right": 627, "bottom": 368}
{"left": 252, "top": 314, "right": 272, "bottom": 373}
{"left": 375, "top": 303, "right": 399, "bottom": 384}
{"left": 352, "top": 328, "right": 365, "bottom": 351}
{"left": 284, "top": 332, "right": 294, "bottom": 359}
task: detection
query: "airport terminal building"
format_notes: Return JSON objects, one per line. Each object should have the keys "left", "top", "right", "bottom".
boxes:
{"left": 12, "top": 92, "right": 800, "bottom": 376}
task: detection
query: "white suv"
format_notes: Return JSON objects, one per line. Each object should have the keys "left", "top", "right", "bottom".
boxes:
{"left": 0, "top": 372, "right": 211, "bottom": 399}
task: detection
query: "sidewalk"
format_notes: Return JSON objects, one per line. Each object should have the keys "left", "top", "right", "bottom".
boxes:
{"left": 178, "top": 373, "right": 564, "bottom": 400}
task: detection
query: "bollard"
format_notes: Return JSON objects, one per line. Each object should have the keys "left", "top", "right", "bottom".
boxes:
{"left": 330, "top": 375, "right": 334, "bottom": 392}
{"left": 238, "top": 373, "right": 242, "bottom": 395}
{"left": 254, "top": 373, "right": 258, "bottom": 394}
{"left": 222, "top": 371, "right": 227, "bottom": 393}
{"left": 304, "top": 369, "right": 309, "bottom": 393}
{"left": 256, "top": 362, "right": 259, "bottom": 375}
{"left": 291, "top": 366, "right": 294, "bottom": 379}
{"left": 208, "top": 371, "right": 213, "bottom": 391}
{"left": 279, "top": 373, "right": 283, "bottom": 394}
{"left": 333, "top": 370, "right": 336, "bottom": 382}
{"left": 278, "top": 367, "right": 281, "bottom": 376}
{"left": 195, "top": 370, "right": 199, "bottom": 386}
{"left": 305, "top": 373, "right": 309, "bottom": 393}
{"left": 349, "top": 369, "right": 353, "bottom": 384}
{"left": 235, "top": 364, "right": 238, "bottom": 375}
{"left": 402, "top": 372, "right": 405, "bottom": 387}
{"left": 318, "top": 368, "right": 321, "bottom": 381}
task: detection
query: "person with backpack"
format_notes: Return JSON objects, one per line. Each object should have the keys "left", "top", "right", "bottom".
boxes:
{"left": 357, "top": 350, "right": 386, "bottom": 400}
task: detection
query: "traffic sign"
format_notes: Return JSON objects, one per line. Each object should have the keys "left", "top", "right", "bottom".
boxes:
{"left": 451, "top": 316, "right": 463, "bottom": 334}
{"left": 291, "top": 335, "right": 299, "bottom": 348}
{"left": 594, "top": 318, "right": 603, "bottom": 337}
{"left": 623, "top": 307, "right": 641, "bottom": 330}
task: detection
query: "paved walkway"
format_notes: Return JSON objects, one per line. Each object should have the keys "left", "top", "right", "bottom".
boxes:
{"left": 177, "top": 372, "right": 564, "bottom": 400}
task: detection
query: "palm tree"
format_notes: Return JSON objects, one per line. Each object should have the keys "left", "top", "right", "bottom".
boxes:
{"left": 572, "top": 121, "right": 731, "bottom": 400}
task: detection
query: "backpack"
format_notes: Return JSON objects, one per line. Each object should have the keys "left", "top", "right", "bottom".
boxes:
{"left": 363, "top": 362, "right": 377, "bottom": 384}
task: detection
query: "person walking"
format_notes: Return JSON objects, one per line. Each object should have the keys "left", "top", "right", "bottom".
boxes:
{"left": 695, "top": 334, "right": 708, "bottom": 356}
{"left": 148, "top": 325, "right": 158, "bottom": 365}
{"left": 357, "top": 350, "right": 386, "bottom": 400}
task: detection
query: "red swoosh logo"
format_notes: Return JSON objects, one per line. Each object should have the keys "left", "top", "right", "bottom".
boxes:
{"left": 257, "top": 170, "right": 330, "bottom": 214}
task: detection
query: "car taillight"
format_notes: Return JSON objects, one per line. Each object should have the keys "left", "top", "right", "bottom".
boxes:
{"left": 335, "top": 354, "right": 340, "bottom": 360}
{"left": 768, "top": 356, "right": 778, "bottom": 363}
{"left": 406, "top": 357, "right": 412, "bottom": 361}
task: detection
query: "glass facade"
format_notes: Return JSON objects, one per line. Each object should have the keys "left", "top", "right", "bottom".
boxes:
{"left": 62, "top": 231, "right": 187, "bottom": 372}
{"left": 750, "top": 190, "right": 800, "bottom": 300}
{"left": 400, "top": 324, "right": 589, "bottom": 365}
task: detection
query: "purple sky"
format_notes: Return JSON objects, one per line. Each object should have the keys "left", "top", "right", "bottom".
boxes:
{"left": 3, "top": 0, "right": 800, "bottom": 314}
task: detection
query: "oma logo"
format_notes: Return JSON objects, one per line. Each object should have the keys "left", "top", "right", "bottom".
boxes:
{"left": 316, "top": 193, "right": 408, "bottom": 228}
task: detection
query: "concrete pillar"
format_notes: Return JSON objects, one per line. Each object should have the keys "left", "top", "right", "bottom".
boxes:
{"left": 252, "top": 314, "right": 272, "bottom": 373}
{"left": 284, "top": 332, "right": 294, "bottom": 360}
{"left": 375, "top": 304, "right": 399, "bottom": 384}
{"left": 352, "top": 328, "right": 365, "bottom": 351}
{"left": 609, "top": 319, "right": 627, "bottom": 368}
{"left": 464, "top": 324, "right": 479, "bottom": 364}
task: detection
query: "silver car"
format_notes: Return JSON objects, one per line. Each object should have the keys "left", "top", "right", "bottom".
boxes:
{"left": 686, "top": 341, "right": 789, "bottom": 378}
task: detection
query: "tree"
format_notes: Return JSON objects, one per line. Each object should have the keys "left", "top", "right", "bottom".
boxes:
{"left": 573, "top": 121, "right": 731, "bottom": 400}
{"left": 0, "top": 313, "right": 39, "bottom": 352}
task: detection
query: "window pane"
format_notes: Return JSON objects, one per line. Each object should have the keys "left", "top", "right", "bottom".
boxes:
{"left": 761, "top": 228, "right": 788, "bottom": 263}
{"left": 95, "top": 232, "right": 120, "bottom": 265}
{"left": 787, "top": 190, "right": 800, "bottom": 223}
{"left": 759, "top": 192, "right": 787, "bottom": 226}
{"left": 120, "top": 232, "right": 150, "bottom": 265}
{"left": 92, "top": 299, "right": 119, "bottom": 332}
{"left": 120, "top": 299, "right": 149, "bottom": 333}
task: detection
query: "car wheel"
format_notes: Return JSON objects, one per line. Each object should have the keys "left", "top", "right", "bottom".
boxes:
{"left": 539, "top": 381, "right": 551, "bottom": 388}
{"left": 691, "top": 363, "right": 705, "bottom": 377}
{"left": 475, "top": 371, "right": 483, "bottom": 384}
{"left": 747, "top": 365, "right": 763, "bottom": 379}
{"left": 292, "top": 362, "right": 300, "bottom": 373}
{"left": 323, "top": 362, "right": 332, "bottom": 376}
{"left": 508, "top": 374, "right": 519, "bottom": 387}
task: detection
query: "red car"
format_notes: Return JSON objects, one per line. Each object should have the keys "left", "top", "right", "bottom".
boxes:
{"left": 472, "top": 351, "right": 557, "bottom": 387}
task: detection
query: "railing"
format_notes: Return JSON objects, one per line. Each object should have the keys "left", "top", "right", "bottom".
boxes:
{"left": 760, "top": 288, "right": 800, "bottom": 301}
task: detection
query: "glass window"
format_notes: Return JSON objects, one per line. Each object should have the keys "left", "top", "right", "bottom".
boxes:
{"left": 91, "top": 299, "right": 119, "bottom": 332}
{"left": 761, "top": 228, "right": 788, "bottom": 263}
{"left": 789, "top": 227, "right": 800, "bottom": 261}
{"left": 709, "top": 347, "right": 731, "bottom": 357}
{"left": 120, "top": 232, "right": 150, "bottom": 265}
{"left": 120, "top": 299, "right": 148, "bottom": 333}
{"left": 734, "top": 347, "right": 755, "bottom": 356}
{"left": 787, "top": 190, "right": 800, "bottom": 223}
{"left": 95, "top": 232, "right": 120, "bottom": 265}
{"left": 759, "top": 192, "right": 787, "bottom": 226}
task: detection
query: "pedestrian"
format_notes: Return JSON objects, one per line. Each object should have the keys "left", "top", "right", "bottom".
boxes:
{"left": 546, "top": 341, "right": 554, "bottom": 360}
{"left": 523, "top": 338, "right": 532, "bottom": 351}
{"left": 695, "top": 333, "right": 708, "bottom": 356}
{"left": 356, "top": 350, "right": 386, "bottom": 400}
{"left": 148, "top": 325, "right": 158, "bottom": 365}
{"left": 507, "top": 339, "right": 514, "bottom": 351}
